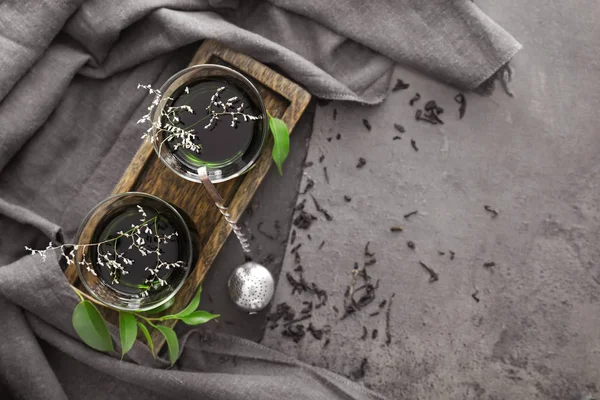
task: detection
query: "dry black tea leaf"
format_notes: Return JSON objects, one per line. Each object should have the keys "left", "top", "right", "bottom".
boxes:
{"left": 262, "top": 253, "right": 275, "bottom": 265}
{"left": 295, "top": 198, "right": 307, "bottom": 211}
{"left": 424, "top": 100, "right": 437, "bottom": 111}
{"left": 454, "top": 93, "right": 466, "bottom": 119}
{"left": 419, "top": 261, "right": 439, "bottom": 283}
{"left": 350, "top": 358, "right": 368, "bottom": 381}
{"left": 308, "top": 323, "right": 323, "bottom": 340}
{"left": 267, "top": 302, "right": 296, "bottom": 324}
{"left": 409, "top": 93, "right": 421, "bottom": 106}
{"left": 282, "top": 324, "right": 306, "bottom": 343}
{"left": 411, "top": 139, "right": 419, "bottom": 152}
{"left": 293, "top": 211, "right": 317, "bottom": 229}
{"left": 300, "top": 178, "right": 314, "bottom": 194}
{"left": 404, "top": 210, "right": 418, "bottom": 219}
{"left": 363, "top": 119, "right": 372, "bottom": 131}
{"left": 484, "top": 205, "right": 499, "bottom": 218}
{"left": 274, "top": 220, "right": 281, "bottom": 237}
{"left": 385, "top": 293, "right": 395, "bottom": 345}
{"left": 257, "top": 222, "right": 277, "bottom": 240}
{"left": 391, "top": 79, "right": 410, "bottom": 92}
{"left": 300, "top": 301, "right": 313, "bottom": 314}
{"left": 364, "top": 241, "right": 375, "bottom": 258}
{"left": 311, "top": 195, "right": 333, "bottom": 221}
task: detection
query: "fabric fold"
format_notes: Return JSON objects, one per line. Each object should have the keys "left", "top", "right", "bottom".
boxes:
{"left": 267, "top": 0, "right": 522, "bottom": 92}
{"left": 0, "top": 0, "right": 85, "bottom": 101}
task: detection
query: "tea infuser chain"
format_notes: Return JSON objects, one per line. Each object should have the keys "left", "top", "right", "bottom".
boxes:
{"left": 198, "top": 167, "right": 251, "bottom": 253}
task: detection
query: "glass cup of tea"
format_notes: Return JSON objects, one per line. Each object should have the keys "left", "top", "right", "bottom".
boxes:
{"left": 74, "top": 192, "right": 195, "bottom": 311}
{"left": 151, "top": 64, "right": 268, "bottom": 184}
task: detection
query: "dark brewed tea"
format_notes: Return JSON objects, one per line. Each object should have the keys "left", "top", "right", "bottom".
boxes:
{"left": 89, "top": 204, "right": 188, "bottom": 296}
{"left": 165, "top": 78, "right": 262, "bottom": 168}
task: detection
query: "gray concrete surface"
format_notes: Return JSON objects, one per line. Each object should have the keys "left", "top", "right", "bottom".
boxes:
{"left": 259, "top": 1, "right": 600, "bottom": 399}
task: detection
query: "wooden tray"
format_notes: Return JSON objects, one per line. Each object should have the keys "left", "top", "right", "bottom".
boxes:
{"left": 64, "top": 40, "right": 311, "bottom": 351}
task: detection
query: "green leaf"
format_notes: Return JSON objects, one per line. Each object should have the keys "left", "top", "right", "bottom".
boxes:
{"left": 137, "top": 321, "right": 155, "bottom": 358}
{"left": 161, "top": 286, "right": 202, "bottom": 320}
{"left": 268, "top": 115, "right": 290, "bottom": 175}
{"left": 72, "top": 300, "right": 114, "bottom": 352}
{"left": 155, "top": 325, "right": 179, "bottom": 365}
{"left": 118, "top": 312, "right": 137, "bottom": 358}
{"left": 181, "top": 311, "right": 220, "bottom": 326}
{"left": 144, "top": 297, "right": 176, "bottom": 315}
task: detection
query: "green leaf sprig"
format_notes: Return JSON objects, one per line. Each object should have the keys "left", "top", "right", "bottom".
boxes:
{"left": 267, "top": 112, "right": 290, "bottom": 175}
{"left": 70, "top": 285, "right": 218, "bottom": 365}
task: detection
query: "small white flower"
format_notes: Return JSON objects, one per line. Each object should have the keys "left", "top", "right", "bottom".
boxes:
{"left": 136, "top": 205, "right": 147, "bottom": 219}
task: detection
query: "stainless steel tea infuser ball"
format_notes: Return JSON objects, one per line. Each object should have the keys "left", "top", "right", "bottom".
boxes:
{"left": 197, "top": 167, "right": 275, "bottom": 312}
{"left": 227, "top": 261, "right": 275, "bottom": 313}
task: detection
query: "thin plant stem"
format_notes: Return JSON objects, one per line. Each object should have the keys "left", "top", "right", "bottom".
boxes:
{"left": 70, "top": 285, "right": 97, "bottom": 304}
{"left": 44, "top": 216, "right": 159, "bottom": 253}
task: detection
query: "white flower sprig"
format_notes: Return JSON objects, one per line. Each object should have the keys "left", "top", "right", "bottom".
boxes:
{"left": 136, "top": 84, "right": 201, "bottom": 155}
{"left": 25, "top": 206, "right": 184, "bottom": 297}
{"left": 204, "top": 86, "right": 262, "bottom": 130}
{"left": 136, "top": 84, "right": 262, "bottom": 155}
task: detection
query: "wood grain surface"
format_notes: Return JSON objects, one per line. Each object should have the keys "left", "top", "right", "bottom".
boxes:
{"left": 64, "top": 40, "right": 311, "bottom": 352}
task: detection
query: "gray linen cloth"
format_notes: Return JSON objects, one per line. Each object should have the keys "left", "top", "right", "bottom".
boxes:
{"left": 0, "top": 0, "right": 520, "bottom": 398}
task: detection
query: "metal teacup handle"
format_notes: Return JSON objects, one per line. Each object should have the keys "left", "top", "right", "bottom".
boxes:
{"left": 198, "top": 167, "right": 251, "bottom": 254}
